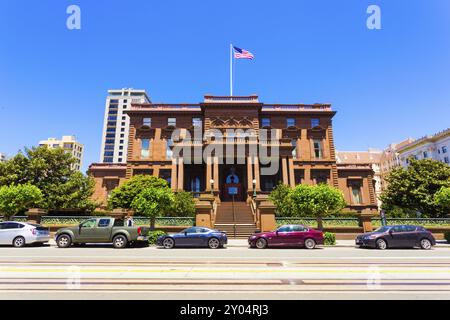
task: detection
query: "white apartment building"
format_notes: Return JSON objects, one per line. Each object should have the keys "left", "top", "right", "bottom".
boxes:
{"left": 396, "top": 128, "right": 450, "bottom": 167}
{"left": 39, "top": 136, "right": 84, "bottom": 171}
{"left": 0, "top": 153, "right": 6, "bottom": 162}
{"left": 100, "top": 88, "right": 151, "bottom": 163}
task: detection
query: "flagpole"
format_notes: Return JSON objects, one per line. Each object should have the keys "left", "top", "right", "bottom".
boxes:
{"left": 230, "top": 43, "right": 233, "bottom": 96}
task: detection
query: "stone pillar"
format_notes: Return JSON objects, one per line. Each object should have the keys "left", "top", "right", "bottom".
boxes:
{"left": 206, "top": 157, "right": 212, "bottom": 191}
{"left": 26, "top": 208, "right": 47, "bottom": 224}
{"left": 153, "top": 165, "right": 160, "bottom": 178}
{"left": 171, "top": 158, "right": 178, "bottom": 191}
{"left": 177, "top": 157, "right": 184, "bottom": 191}
{"left": 359, "top": 211, "right": 376, "bottom": 233}
{"left": 282, "top": 157, "right": 288, "bottom": 185}
{"left": 288, "top": 157, "right": 295, "bottom": 188}
{"left": 258, "top": 201, "right": 277, "bottom": 232}
{"left": 213, "top": 157, "right": 219, "bottom": 192}
{"left": 254, "top": 156, "right": 261, "bottom": 191}
{"left": 247, "top": 156, "right": 253, "bottom": 192}
{"left": 195, "top": 201, "right": 213, "bottom": 228}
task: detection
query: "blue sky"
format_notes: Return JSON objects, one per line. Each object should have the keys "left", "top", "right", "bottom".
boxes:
{"left": 0, "top": 0, "right": 449, "bottom": 172}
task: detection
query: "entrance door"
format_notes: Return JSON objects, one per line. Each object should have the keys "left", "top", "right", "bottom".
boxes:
{"left": 220, "top": 165, "right": 247, "bottom": 201}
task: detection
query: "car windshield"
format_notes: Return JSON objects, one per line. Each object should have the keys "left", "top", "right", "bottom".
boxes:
{"left": 374, "top": 226, "right": 391, "bottom": 233}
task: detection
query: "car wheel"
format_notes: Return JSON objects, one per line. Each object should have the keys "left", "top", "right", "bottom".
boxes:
{"left": 56, "top": 234, "right": 72, "bottom": 248}
{"left": 113, "top": 235, "right": 128, "bottom": 249}
{"left": 162, "top": 237, "right": 175, "bottom": 249}
{"left": 255, "top": 238, "right": 268, "bottom": 249}
{"left": 208, "top": 237, "right": 220, "bottom": 249}
{"left": 420, "top": 238, "right": 432, "bottom": 250}
{"left": 376, "top": 238, "right": 387, "bottom": 250}
{"left": 304, "top": 238, "right": 316, "bottom": 250}
{"left": 13, "top": 236, "right": 25, "bottom": 248}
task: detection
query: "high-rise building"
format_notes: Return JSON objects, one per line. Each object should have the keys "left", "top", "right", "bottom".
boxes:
{"left": 39, "top": 135, "right": 84, "bottom": 171}
{"left": 100, "top": 88, "right": 151, "bottom": 163}
{"left": 0, "top": 153, "right": 6, "bottom": 162}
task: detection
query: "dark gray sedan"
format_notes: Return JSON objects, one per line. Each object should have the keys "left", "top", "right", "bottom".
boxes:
{"left": 356, "top": 225, "right": 436, "bottom": 250}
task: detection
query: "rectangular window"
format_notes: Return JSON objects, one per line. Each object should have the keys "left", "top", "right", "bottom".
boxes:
{"left": 351, "top": 185, "right": 363, "bottom": 204}
{"left": 104, "top": 151, "right": 114, "bottom": 157}
{"left": 261, "top": 118, "right": 271, "bottom": 127}
{"left": 423, "top": 151, "right": 428, "bottom": 158}
{"left": 108, "top": 116, "right": 117, "bottom": 121}
{"left": 193, "top": 117, "right": 202, "bottom": 127}
{"left": 291, "top": 140, "right": 297, "bottom": 158}
{"left": 143, "top": 118, "right": 152, "bottom": 126}
{"left": 168, "top": 118, "right": 176, "bottom": 127}
{"left": 106, "top": 133, "right": 115, "bottom": 138}
{"left": 106, "top": 139, "right": 115, "bottom": 144}
{"left": 311, "top": 118, "right": 320, "bottom": 127}
{"left": 110, "top": 100, "right": 119, "bottom": 104}
{"left": 107, "top": 121, "right": 116, "bottom": 126}
{"left": 313, "top": 139, "right": 323, "bottom": 159}
{"left": 443, "top": 146, "right": 448, "bottom": 153}
{"left": 445, "top": 157, "right": 449, "bottom": 164}
{"left": 105, "top": 145, "right": 114, "bottom": 150}
{"left": 286, "top": 118, "right": 296, "bottom": 127}
{"left": 141, "top": 139, "right": 151, "bottom": 159}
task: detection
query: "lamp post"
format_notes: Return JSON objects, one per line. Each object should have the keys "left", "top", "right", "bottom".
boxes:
{"left": 252, "top": 179, "right": 257, "bottom": 198}
{"left": 210, "top": 179, "right": 214, "bottom": 196}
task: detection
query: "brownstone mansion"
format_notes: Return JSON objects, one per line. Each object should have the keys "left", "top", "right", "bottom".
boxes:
{"left": 89, "top": 95, "right": 378, "bottom": 234}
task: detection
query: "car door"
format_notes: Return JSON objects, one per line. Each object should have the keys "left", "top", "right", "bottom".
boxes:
{"left": 176, "top": 227, "right": 198, "bottom": 246}
{"left": 271, "top": 226, "right": 292, "bottom": 246}
{"left": 0, "top": 223, "right": 21, "bottom": 245}
{"left": 388, "top": 226, "right": 409, "bottom": 247}
{"left": 403, "top": 226, "right": 420, "bottom": 247}
{"left": 95, "top": 218, "right": 113, "bottom": 241}
{"left": 0, "top": 222, "right": 12, "bottom": 244}
{"left": 77, "top": 219, "right": 98, "bottom": 242}
{"left": 290, "top": 225, "right": 308, "bottom": 246}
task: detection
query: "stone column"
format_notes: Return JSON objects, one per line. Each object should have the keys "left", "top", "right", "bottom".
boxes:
{"left": 254, "top": 156, "right": 261, "bottom": 191}
{"left": 247, "top": 156, "right": 253, "bottom": 192}
{"left": 177, "top": 157, "right": 184, "bottom": 191}
{"left": 288, "top": 157, "right": 295, "bottom": 188}
{"left": 359, "top": 211, "right": 376, "bottom": 233}
{"left": 153, "top": 165, "right": 160, "bottom": 178}
{"left": 170, "top": 158, "right": 178, "bottom": 191}
{"left": 206, "top": 157, "right": 212, "bottom": 191}
{"left": 213, "top": 157, "right": 219, "bottom": 192}
{"left": 282, "top": 157, "right": 289, "bottom": 185}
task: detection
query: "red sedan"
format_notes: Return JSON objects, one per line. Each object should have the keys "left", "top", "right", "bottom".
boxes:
{"left": 248, "top": 224, "right": 324, "bottom": 249}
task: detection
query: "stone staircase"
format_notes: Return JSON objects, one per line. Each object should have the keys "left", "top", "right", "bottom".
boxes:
{"left": 214, "top": 201, "right": 257, "bottom": 239}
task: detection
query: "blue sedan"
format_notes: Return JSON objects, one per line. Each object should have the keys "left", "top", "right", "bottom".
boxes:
{"left": 157, "top": 227, "right": 228, "bottom": 249}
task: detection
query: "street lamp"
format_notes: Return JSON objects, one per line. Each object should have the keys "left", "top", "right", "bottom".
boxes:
{"left": 210, "top": 179, "right": 214, "bottom": 195}
{"left": 252, "top": 179, "right": 257, "bottom": 198}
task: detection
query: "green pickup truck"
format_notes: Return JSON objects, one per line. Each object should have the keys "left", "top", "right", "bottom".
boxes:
{"left": 55, "top": 217, "right": 149, "bottom": 249}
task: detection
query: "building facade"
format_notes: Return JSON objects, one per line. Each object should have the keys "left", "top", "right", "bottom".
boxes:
{"left": 39, "top": 136, "right": 84, "bottom": 171}
{"left": 89, "top": 95, "right": 378, "bottom": 215}
{"left": 396, "top": 128, "right": 450, "bottom": 167}
{"left": 336, "top": 149, "right": 382, "bottom": 208}
{"left": 100, "top": 88, "right": 151, "bottom": 164}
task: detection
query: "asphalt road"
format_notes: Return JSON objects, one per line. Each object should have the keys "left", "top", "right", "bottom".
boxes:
{"left": 0, "top": 243, "right": 450, "bottom": 300}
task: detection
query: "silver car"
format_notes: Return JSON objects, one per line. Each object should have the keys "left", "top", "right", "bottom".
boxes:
{"left": 0, "top": 221, "right": 50, "bottom": 247}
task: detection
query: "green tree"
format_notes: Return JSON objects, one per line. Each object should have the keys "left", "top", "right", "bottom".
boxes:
{"left": 170, "top": 191, "right": 196, "bottom": 217}
{"left": 0, "top": 146, "right": 95, "bottom": 212}
{"left": 380, "top": 159, "right": 450, "bottom": 217}
{"left": 290, "top": 184, "right": 346, "bottom": 230}
{"left": 269, "top": 183, "right": 295, "bottom": 217}
{"left": 435, "top": 187, "right": 450, "bottom": 214}
{"left": 131, "top": 186, "right": 175, "bottom": 230}
{"left": 0, "top": 184, "right": 44, "bottom": 219}
{"left": 108, "top": 175, "right": 169, "bottom": 209}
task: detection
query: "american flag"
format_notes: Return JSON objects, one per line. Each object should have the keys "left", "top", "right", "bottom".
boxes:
{"left": 233, "top": 46, "right": 254, "bottom": 59}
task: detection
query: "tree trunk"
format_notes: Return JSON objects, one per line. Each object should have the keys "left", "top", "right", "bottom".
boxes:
{"left": 317, "top": 216, "right": 324, "bottom": 231}
{"left": 150, "top": 217, "right": 155, "bottom": 231}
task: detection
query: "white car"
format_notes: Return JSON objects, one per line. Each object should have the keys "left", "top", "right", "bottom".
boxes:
{"left": 0, "top": 221, "right": 50, "bottom": 247}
